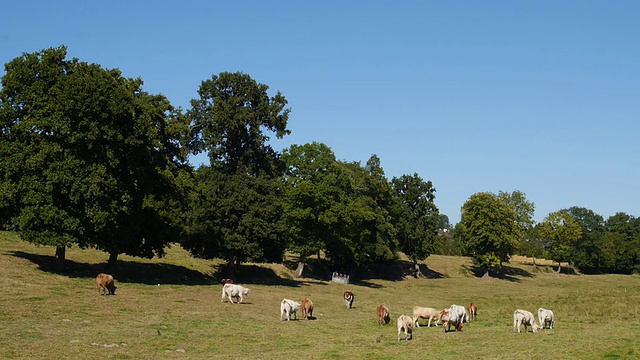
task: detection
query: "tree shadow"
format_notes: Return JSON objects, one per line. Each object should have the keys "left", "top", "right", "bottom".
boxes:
{"left": 464, "top": 263, "right": 534, "bottom": 282}
{"left": 355, "top": 260, "right": 444, "bottom": 282}
{"left": 212, "top": 264, "right": 304, "bottom": 287}
{"left": 10, "top": 251, "right": 215, "bottom": 285}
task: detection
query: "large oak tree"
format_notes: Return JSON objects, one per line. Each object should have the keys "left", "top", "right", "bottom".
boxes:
{"left": 0, "top": 46, "right": 190, "bottom": 271}
{"left": 183, "top": 72, "right": 290, "bottom": 272}
{"left": 459, "top": 192, "right": 521, "bottom": 277}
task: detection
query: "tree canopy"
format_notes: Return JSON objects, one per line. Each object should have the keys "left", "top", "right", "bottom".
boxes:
{"left": 0, "top": 46, "right": 189, "bottom": 271}
{"left": 459, "top": 192, "right": 521, "bottom": 276}
{"left": 183, "top": 72, "right": 290, "bottom": 271}
{"left": 390, "top": 173, "right": 439, "bottom": 275}
{"left": 537, "top": 210, "right": 583, "bottom": 273}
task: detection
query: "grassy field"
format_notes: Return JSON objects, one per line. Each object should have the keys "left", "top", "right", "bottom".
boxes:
{"left": 1, "top": 231, "right": 639, "bottom": 360}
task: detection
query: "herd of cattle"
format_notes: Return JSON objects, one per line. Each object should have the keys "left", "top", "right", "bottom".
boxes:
{"left": 96, "top": 273, "right": 556, "bottom": 340}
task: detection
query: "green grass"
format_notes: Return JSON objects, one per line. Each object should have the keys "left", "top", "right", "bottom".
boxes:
{"left": 1, "top": 230, "right": 639, "bottom": 359}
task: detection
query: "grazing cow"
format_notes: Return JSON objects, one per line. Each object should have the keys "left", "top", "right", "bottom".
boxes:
{"left": 538, "top": 308, "right": 555, "bottom": 330}
{"left": 221, "top": 283, "right": 250, "bottom": 304}
{"left": 280, "top": 298, "right": 301, "bottom": 321}
{"left": 344, "top": 291, "right": 355, "bottom": 309}
{"left": 220, "top": 278, "right": 235, "bottom": 285}
{"left": 412, "top": 307, "right": 444, "bottom": 327}
{"left": 397, "top": 315, "right": 414, "bottom": 341}
{"left": 377, "top": 305, "right": 390, "bottom": 326}
{"left": 301, "top": 298, "right": 314, "bottom": 320}
{"left": 513, "top": 309, "right": 539, "bottom": 333}
{"left": 468, "top": 303, "right": 478, "bottom": 321}
{"left": 450, "top": 304, "right": 469, "bottom": 323}
{"left": 96, "top": 273, "right": 117, "bottom": 295}
{"left": 441, "top": 309, "right": 464, "bottom": 333}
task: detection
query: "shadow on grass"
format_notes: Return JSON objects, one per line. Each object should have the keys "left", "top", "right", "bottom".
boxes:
{"left": 463, "top": 263, "right": 535, "bottom": 282}
{"left": 212, "top": 263, "right": 306, "bottom": 287}
{"left": 10, "top": 251, "right": 214, "bottom": 286}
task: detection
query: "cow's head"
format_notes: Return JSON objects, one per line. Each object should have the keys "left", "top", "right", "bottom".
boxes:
{"left": 532, "top": 323, "right": 539, "bottom": 333}
{"left": 242, "top": 288, "right": 250, "bottom": 296}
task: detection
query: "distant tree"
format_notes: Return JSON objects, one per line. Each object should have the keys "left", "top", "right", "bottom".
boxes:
{"left": 281, "top": 142, "right": 343, "bottom": 275}
{"left": 459, "top": 192, "right": 521, "bottom": 277}
{"left": 498, "top": 190, "right": 536, "bottom": 261}
{"left": 537, "top": 211, "right": 583, "bottom": 273}
{"left": 605, "top": 213, "right": 638, "bottom": 241}
{"left": 0, "top": 46, "right": 189, "bottom": 271}
{"left": 183, "top": 72, "right": 290, "bottom": 273}
{"left": 564, "top": 206, "right": 606, "bottom": 273}
{"left": 326, "top": 156, "right": 397, "bottom": 270}
{"left": 390, "top": 173, "right": 439, "bottom": 277}
{"left": 437, "top": 214, "right": 451, "bottom": 230}
{"left": 602, "top": 212, "right": 640, "bottom": 273}
{"left": 497, "top": 190, "right": 535, "bottom": 231}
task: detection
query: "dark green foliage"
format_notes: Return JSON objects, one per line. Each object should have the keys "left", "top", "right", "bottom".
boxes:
{"left": 282, "top": 142, "right": 342, "bottom": 259}
{"left": 184, "top": 72, "right": 290, "bottom": 268}
{"left": 323, "top": 157, "right": 398, "bottom": 270}
{"left": 0, "top": 46, "right": 189, "bottom": 270}
{"left": 390, "top": 173, "right": 439, "bottom": 266}
{"left": 537, "top": 210, "right": 583, "bottom": 272}
{"left": 459, "top": 192, "right": 521, "bottom": 275}
{"left": 184, "top": 167, "right": 286, "bottom": 265}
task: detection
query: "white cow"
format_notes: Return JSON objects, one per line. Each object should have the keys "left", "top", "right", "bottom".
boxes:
{"left": 280, "top": 298, "right": 301, "bottom": 321}
{"left": 441, "top": 308, "right": 463, "bottom": 333}
{"left": 450, "top": 304, "right": 469, "bottom": 323}
{"left": 513, "top": 309, "right": 539, "bottom": 333}
{"left": 397, "top": 315, "right": 414, "bottom": 341}
{"left": 221, "top": 283, "right": 250, "bottom": 304}
{"left": 538, "top": 308, "right": 555, "bottom": 330}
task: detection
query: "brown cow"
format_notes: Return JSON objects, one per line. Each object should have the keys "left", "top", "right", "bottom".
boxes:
{"left": 221, "top": 278, "right": 235, "bottom": 285}
{"left": 96, "top": 273, "right": 117, "bottom": 295}
{"left": 301, "top": 298, "right": 314, "bottom": 320}
{"left": 377, "top": 304, "right": 390, "bottom": 325}
{"left": 468, "top": 303, "right": 478, "bottom": 321}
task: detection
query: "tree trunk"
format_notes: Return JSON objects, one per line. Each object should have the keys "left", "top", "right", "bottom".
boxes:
{"left": 412, "top": 259, "right": 422, "bottom": 278}
{"left": 54, "top": 246, "right": 66, "bottom": 272}
{"left": 482, "top": 269, "right": 490, "bottom": 278}
{"left": 556, "top": 262, "right": 562, "bottom": 273}
{"left": 106, "top": 252, "right": 119, "bottom": 273}
{"left": 317, "top": 250, "right": 321, "bottom": 261}
{"left": 295, "top": 256, "right": 306, "bottom": 278}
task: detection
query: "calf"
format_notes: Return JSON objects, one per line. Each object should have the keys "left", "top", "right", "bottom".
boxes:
{"left": 344, "top": 291, "right": 355, "bottom": 309}
{"left": 377, "top": 305, "right": 390, "bottom": 326}
{"left": 96, "top": 273, "right": 117, "bottom": 295}
{"left": 221, "top": 283, "right": 250, "bottom": 304}
{"left": 537, "top": 308, "right": 555, "bottom": 330}
{"left": 441, "top": 309, "right": 464, "bottom": 333}
{"left": 301, "top": 298, "right": 314, "bottom": 320}
{"left": 220, "top": 278, "right": 235, "bottom": 285}
{"left": 513, "top": 309, "right": 539, "bottom": 333}
{"left": 280, "top": 298, "right": 301, "bottom": 321}
{"left": 468, "top": 303, "right": 478, "bottom": 321}
{"left": 397, "top": 315, "right": 414, "bottom": 341}
{"left": 412, "top": 306, "right": 443, "bottom": 327}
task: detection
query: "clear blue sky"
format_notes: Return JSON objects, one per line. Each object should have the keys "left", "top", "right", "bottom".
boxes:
{"left": 2, "top": 1, "right": 638, "bottom": 224}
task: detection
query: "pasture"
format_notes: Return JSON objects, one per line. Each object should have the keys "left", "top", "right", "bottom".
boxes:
{"left": 1, "top": 230, "right": 639, "bottom": 360}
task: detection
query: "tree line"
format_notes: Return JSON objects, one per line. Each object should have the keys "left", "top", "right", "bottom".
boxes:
{"left": 1, "top": 46, "right": 638, "bottom": 277}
